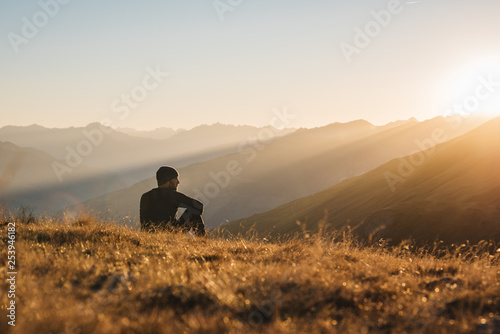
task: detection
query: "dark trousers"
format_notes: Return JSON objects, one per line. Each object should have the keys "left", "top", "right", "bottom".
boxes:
{"left": 175, "top": 210, "right": 206, "bottom": 236}
{"left": 142, "top": 211, "right": 206, "bottom": 236}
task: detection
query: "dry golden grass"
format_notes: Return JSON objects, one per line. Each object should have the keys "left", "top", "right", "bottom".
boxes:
{"left": 1, "top": 209, "right": 499, "bottom": 334}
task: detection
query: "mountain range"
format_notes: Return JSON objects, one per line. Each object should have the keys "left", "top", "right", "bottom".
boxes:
{"left": 0, "top": 123, "right": 295, "bottom": 186}
{"left": 220, "top": 116, "right": 500, "bottom": 245}
{"left": 80, "top": 114, "right": 492, "bottom": 229}
{"left": 0, "top": 123, "right": 294, "bottom": 214}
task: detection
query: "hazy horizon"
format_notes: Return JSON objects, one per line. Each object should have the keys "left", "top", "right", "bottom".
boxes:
{"left": 0, "top": 113, "right": 493, "bottom": 132}
{"left": 0, "top": 117, "right": 408, "bottom": 132}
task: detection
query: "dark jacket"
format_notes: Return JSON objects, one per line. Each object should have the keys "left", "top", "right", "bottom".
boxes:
{"left": 140, "top": 188, "right": 203, "bottom": 232}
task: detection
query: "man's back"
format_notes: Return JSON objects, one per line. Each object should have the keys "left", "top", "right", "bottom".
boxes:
{"left": 140, "top": 187, "right": 204, "bottom": 232}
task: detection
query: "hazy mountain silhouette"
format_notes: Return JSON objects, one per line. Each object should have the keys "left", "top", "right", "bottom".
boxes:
{"left": 0, "top": 141, "right": 127, "bottom": 213}
{"left": 221, "top": 116, "right": 500, "bottom": 245}
{"left": 166, "top": 123, "right": 296, "bottom": 151}
{"left": 116, "top": 127, "right": 185, "bottom": 140}
{"left": 0, "top": 123, "right": 294, "bottom": 187}
{"left": 81, "top": 115, "right": 491, "bottom": 229}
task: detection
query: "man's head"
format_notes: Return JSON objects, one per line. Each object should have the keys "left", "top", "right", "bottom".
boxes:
{"left": 156, "top": 166, "right": 180, "bottom": 190}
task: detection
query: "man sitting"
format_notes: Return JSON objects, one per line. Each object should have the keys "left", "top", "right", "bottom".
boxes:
{"left": 140, "top": 166, "right": 206, "bottom": 236}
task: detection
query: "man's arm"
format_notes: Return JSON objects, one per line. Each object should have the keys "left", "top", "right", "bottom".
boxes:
{"left": 174, "top": 192, "right": 204, "bottom": 215}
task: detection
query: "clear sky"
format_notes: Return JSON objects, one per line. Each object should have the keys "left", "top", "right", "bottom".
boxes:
{"left": 1, "top": 0, "right": 500, "bottom": 130}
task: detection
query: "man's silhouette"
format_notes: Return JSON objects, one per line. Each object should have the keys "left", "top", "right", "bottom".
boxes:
{"left": 140, "top": 166, "right": 206, "bottom": 236}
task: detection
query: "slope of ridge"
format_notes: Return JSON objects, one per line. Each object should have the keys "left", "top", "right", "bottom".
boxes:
{"left": 82, "top": 115, "right": 490, "bottom": 229}
{"left": 221, "top": 116, "right": 500, "bottom": 245}
{"left": 166, "top": 123, "right": 296, "bottom": 149}
{"left": 0, "top": 141, "right": 127, "bottom": 213}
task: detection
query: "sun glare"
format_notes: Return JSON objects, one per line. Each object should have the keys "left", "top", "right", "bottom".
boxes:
{"left": 440, "top": 57, "right": 500, "bottom": 117}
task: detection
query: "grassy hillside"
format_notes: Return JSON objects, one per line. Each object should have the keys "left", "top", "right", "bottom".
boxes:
{"left": 1, "top": 211, "right": 499, "bottom": 333}
{"left": 221, "top": 116, "right": 500, "bottom": 245}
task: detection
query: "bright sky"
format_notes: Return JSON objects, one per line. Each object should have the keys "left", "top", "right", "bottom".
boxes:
{"left": 1, "top": 0, "right": 500, "bottom": 130}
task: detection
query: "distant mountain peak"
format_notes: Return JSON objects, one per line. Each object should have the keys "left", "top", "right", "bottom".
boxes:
{"left": 85, "top": 122, "right": 116, "bottom": 133}
{"left": 27, "top": 123, "right": 46, "bottom": 129}
{"left": 348, "top": 119, "right": 375, "bottom": 126}
{"left": 195, "top": 123, "right": 243, "bottom": 129}
{"left": 324, "top": 119, "right": 375, "bottom": 130}
{"left": 0, "top": 124, "right": 48, "bottom": 133}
